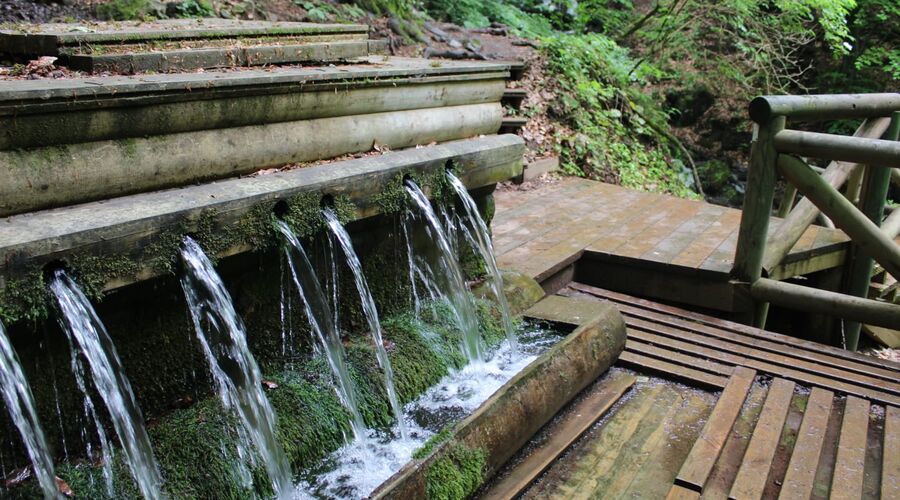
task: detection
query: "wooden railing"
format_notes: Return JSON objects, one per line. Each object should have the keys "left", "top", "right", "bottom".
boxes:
{"left": 732, "top": 93, "right": 900, "bottom": 350}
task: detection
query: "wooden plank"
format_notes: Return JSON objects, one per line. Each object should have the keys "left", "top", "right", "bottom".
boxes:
{"left": 699, "top": 226, "right": 741, "bottom": 274}
{"left": 618, "top": 309, "right": 900, "bottom": 397}
{"left": 615, "top": 197, "right": 701, "bottom": 259}
{"left": 729, "top": 378, "right": 796, "bottom": 500}
{"left": 778, "top": 388, "right": 835, "bottom": 500}
{"left": 567, "top": 283, "right": 900, "bottom": 379}
{"left": 882, "top": 406, "right": 899, "bottom": 500}
{"left": 672, "top": 210, "right": 743, "bottom": 269}
{"left": 644, "top": 202, "right": 727, "bottom": 265}
{"left": 830, "top": 396, "right": 871, "bottom": 499}
{"left": 618, "top": 351, "right": 729, "bottom": 390}
{"left": 625, "top": 323, "right": 900, "bottom": 406}
{"left": 668, "top": 485, "right": 701, "bottom": 500}
{"left": 481, "top": 374, "right": 636, "bottom": 500}
{"left": 626, "top": 339, "right": 735, "bottom": 376}
{"left": 702, "top": 384, "right": 769, "bottom": 499}
{"left": 675, "top": 366, "right": 757, "bottom": 492}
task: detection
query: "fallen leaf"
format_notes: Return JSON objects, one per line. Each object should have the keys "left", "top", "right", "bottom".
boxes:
{"left": 262, "top": 380, "right": 279, "bottom": 390}
{"left": 56, "top": 477, "right": 74, "bottom": 497}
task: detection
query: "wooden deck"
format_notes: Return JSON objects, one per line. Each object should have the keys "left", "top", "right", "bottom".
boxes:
{"left": 493, "top": 178, "right": 850, "bottom": 313}
{"left": 481, "top": 287, "right": 900, "bottom": 499}
{"left": 487, "top": 179, "right": 899, "bottom": 498}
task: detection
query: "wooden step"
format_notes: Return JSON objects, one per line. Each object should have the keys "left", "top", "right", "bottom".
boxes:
{"left": 481, "top": 373, "right": 635, "bottom": 499}
{"left": 830, "top": 395, "right": 871, "bottom": 498}
{"left": 778, "top": 388, "right": 835, "bottom": 500}
{"left": 883, "top": 406, "right": 900, "bottom": 499}
{"left": 728, "top": 378, "right": 796, "bottom": 500}
{"left": 675, "top": 367, "right": 757, "bottom": 492}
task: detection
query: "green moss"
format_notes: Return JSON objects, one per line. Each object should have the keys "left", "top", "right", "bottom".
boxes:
{"left": 424, "top": 443, "right": 487, "bottom": 500}
{"left": 412, "top": 425, "right": 453, "bottom": 460}
{"left": 96, "top": 0, "right": 159, "bottom": 21}
{"left": 0, "top": 271, "right": 47, "bottom": 323}
{"left": 69, "top": 254, "right": 140, "bottom": 300}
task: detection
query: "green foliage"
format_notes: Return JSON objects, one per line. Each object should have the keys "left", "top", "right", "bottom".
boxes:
{"left": 96, "top": 0, "right": 159, "bottom": 20}
{"left": 424, "top": 0, "right": 554, "bottom": 38}
{"left": 295, "top": 1, "right": 367, "bottom": 22}
{"left": 174, "top": 0, "right": 214, "bottom": 18}
{"left": 542, "top": 33, "right": 696, "bottom": 197}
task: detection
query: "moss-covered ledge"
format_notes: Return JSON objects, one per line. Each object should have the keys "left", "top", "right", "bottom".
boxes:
{"left": 372, "top": 299, "right": 626, "bottom": 500}
{"left": 3, "top": 294, "right": 511, "bottom": 499}
{"left": 0, "top": 135, "right": 524, "bottom": 324}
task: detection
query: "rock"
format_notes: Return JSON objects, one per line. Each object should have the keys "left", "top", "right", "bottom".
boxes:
{"left": 473, "top": 269, "right": 545, "bottom": 316}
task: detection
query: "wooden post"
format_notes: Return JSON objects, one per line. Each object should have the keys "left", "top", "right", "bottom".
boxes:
{"left": 733, "top": 116, "right": 785, "bottom": 328}
{"left": 777, "top": 183, "right": 798, "bottom": 218}
{"left": 760, "top": 118, "right": 890, "bottom": 274}
{"left": 842, "top": 111, "right": 900, "bottom": 350}
{"left": 777, "top": 155, "right": 900, "bottom": 281}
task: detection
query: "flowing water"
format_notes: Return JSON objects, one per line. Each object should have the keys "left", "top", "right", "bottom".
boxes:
{"left": 50, "top": 270, "right": 162, "bottom": 499}
{"left": 275, "top": 222, "right": 366, "bottom": 439}
{"left": 322, "top": 209, "right": 408, "bottom": 440}
{"left": 447, "top": 172, "right": 518, "bottom": 351}
{"left": 404, "top": 181, "right": 485, "bottom": 362}
{"left": 179, "top": 237, "right": 292, "bottom": 498}
{"left": 0, "top": 322, "right": 58, "bottom": 499}
{"left": 299, "top": 323, "right": 559, "bottom": 499}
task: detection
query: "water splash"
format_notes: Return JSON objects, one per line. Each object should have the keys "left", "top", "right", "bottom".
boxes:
{"left": 275, "top": 222, "right": 366, "bottom": 439}
{"left": 179, "top": 237, "right": 292, "bottom": 498}
{"left": 404, "top": 180, "right": 484, "bottom": 362}
{"left": 322, "top": 209, "right": 408, "bottom": 440}
{"left": 447, "top": 172, "right": 518, "bottom": 351}
{"left": 0, "top": 322, "right": 58, "bottom": 499}
{"left": 50, "top": 271, "right": 162, "bottom": 499}
{"left": 299, "top": 323, "right": 557, "bottom": 499}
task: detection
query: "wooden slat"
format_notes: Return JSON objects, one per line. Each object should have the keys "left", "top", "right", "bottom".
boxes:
{"left": 481, "top": 374, "right": 635, "bottom": 500}
{"left": 675, "top": 367, "right": 757, "bottom": 492}
{"left": 567, "top": 284, "right": 900, "bottom": 384}
{"left": 668, "top": 485, "right": 701, "bottom": 500}
{"left": 618, "top": 351, "right": 729, "bottom": 389}
{"left": 615, "top": 198, "right": 701, "bottom": 258}
{"left": 672, "top": 210, "right": 743, "bottom": 269}
{"left": 644, "top": 202, "right": 727, "bottom": 265}
{"left": 626, "top": 323, "right": 900, "bottom": 406}
{"left": 830, "top": 396, "right": 871, "bottom": 499}
{"left": 882, "top": 406, "right": 899, "bottom": 500}
{"left": 778, "top": 388, "right": 835, "bottom": 500}
{"left": 626, "top": 338, "right": 735, "bottom": 376}
{"left": 617, "top": 309, "right": 900, "bottom": 397}
{"left": 567, "top": 283, "right": 900, "bottom": 375}
{"left": 729, "top": 378, "right": 796, "bottom": 500}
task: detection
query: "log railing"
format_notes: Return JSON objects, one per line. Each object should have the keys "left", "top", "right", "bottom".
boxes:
{"left": 732, "top": 93, "right": 900, "bottom": 350}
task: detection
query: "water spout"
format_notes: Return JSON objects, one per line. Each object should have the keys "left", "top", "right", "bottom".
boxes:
{"left": 404, "top": 180, "right": 485, "bottom": 362}
{"left": 274, "top": 222, "right": 366, "bottom": 439}
{"left": 179, "top": 237, "right": 292, "bottom": 498}
{"left": 447, "top": 172, "right": 518, "bottom": 351}
{"left": 0, "top": 322, "right": 58, "bottom": 499}
{"left": 50, "top": 271, "right": 163, "bottom": 499}
{"left": 322, "top": 209, "right": 408, "bottom": 439}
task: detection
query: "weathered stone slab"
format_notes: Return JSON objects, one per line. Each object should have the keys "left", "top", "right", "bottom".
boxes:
{"left": 0, "top": 19, "right": 368, "bottom": 56}
{"left": 0, "top": 102, "right": 503, "bottom": 215}
{"left": 67, "top": 40, "right": 373, "bottom": 73}
{"left": 0, "top": 134, "right": 525, "bottom": 296}
{"left": 0, "top": 57, "right": 510, "bottom": 149}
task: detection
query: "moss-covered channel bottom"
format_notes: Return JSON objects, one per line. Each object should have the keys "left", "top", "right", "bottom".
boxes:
{"left": 6, "top": 303, "right": 560, "bottom": 500}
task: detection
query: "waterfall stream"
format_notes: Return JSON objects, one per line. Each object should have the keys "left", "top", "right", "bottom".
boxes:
{"left": 447, "top": 172, "right": 518, "bottom": 351}
{"left": 404, "top": 180, "right": 485, "bottom": 362}
{"left": 275, "top": 221, "right": 366, "bottom": 440}
{"left": 50, "top": 270, "right": 163, "bottom": 499}
{"left": 0, "top": 322, "right": 58, "bottom": 499}
{"left": 322, "top": 209, "right": 408, "bottom": 440}
{"left": 179, "top": 237, "right": 292, "bottom": 498}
